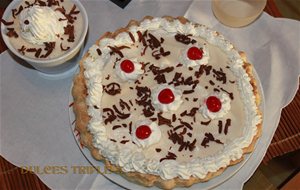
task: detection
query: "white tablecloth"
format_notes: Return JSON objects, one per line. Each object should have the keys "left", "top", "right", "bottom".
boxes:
{"left": 1, "top": 0, "right": 299, "bottom": 189}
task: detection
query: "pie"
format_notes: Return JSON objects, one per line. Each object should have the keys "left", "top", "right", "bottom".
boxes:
{"left": 72, "top": 16, "right": 262, "bottom": 189}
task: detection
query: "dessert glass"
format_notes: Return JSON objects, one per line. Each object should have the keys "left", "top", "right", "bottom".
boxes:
{"left": 1, "top": 0, "right": 88, "bottom": 75}
{"left": 212, "top": 0, "right": 267, "bottom": 27}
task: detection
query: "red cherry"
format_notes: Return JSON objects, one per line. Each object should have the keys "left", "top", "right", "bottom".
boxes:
{"left": 136, "top": 125, "right": 152, "bottom": 139}
{"left": 120, "top": 59, "right": 135, "bottom": 73}
{"left": 187, "top": 47, "right": 203, "bottom": 60}
{"left": 158, "top": 88, "right": 175, "bottom": 104}
{"left": 206, "top": 96, "right": 222, "bottom": 112}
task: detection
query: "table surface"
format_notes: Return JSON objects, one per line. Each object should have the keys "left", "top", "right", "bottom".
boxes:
{"left": 0, "top": 0, "right": 299, "bottom": 189}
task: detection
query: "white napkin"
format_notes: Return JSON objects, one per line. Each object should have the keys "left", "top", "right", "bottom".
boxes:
{"left": 0, "top": 0, "right": 299, "bottom": 190}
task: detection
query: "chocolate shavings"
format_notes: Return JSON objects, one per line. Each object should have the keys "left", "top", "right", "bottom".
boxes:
{"left": 160, "top": 152, "right": 177, "bottom": 162}
{"left": 201, "top": 133, "right": 223, "bottom": 148}
{"left": 155, "top": 148, "right": 161, "bottom": 152}
{"left": 157, "top": 112, "right": 172, "bottom": 126}
{"left": 149, "top": 64, "right": 174, "bottom": 84}
{"left": 137, "top": 30, "right": 170, "bottom": 59}
{"left": 60, "top": 43, "right": 70, "bottom": 51}
{"left": 212, "top": 68, "right": 226, "bottom": 84}
{"left": 112, "top": 105, "right": 130, "bottom": 119}
{"left": 47, "top": 0, "right": 60, "bottom": 7}
{"left": 56, "top": 4, "right": 80, "bottom": 24}
{"left": 112, "top": 125, "right": 122, "bottom": 130}
{"left": 103, "top": 99, "right": 131, "bottom": 124}
{"left": 224, "top": 119, "right": 231, "bottom": 135}
{"left": 103, "top": 82, "right": 121, "bottom": 95}
{"left": 179, "top": 120, "right": 193, "bottom": 130}
{"left": 220, "top": 87, "right": 234, "bottom": 100}
{"left": 218, "top": 120, "right": 223, "bottom": 134}
{"left": 103, "top": 108, "right": 117, "bottom": 124}
{"left": 26, "top": 48, "right": 42, "bottom": 58}
{"left": 108, "top": 45, "right": 130, "bottom": 58}
{"left": 128, "top": 32, "right": 135, "bottom": 43}
{"left": 37, "top": 0, "right": 47, "bottom": 6}
{"left": 0, "top": 19, "right": 14, "bottom": 26}
{"left": 12, "top": 5, "right": 23, "bottom": 19}
{"left": 64, "top": 24, "right": 75, "bottom": 42}
{"left": 119, "top": 99, "right": 130, "bottom": 110}
{"left": 174, "top": 33, "right": 197, "bottom": 45}
{"left": 176, "top": 63, "right": 183, "bottom": 67}
{"left": 18, "top": 46, "right": 26, "bottom": 55}
{"left": 120, "top": 140, "right": 130, "bottom": 144}
{"left": 183, "top": 89, "right": 194, "bottom": 94}
{"left": 6, "top": 28, "right": 18, "bottom": 38}
{"left": 40, "top": 42, "right": 55, "bottom": 58}
{"left": 96, "top": 48, "right": 102, "bottom": 56}
{"left": 129, "top": 122, "right": 132, "bottom": 134}
{"left": 152, "top": 47, "right": 170, "bottom": 60}
{"left": 180, "top": 107, "right": 199, "bottom": 118}
{"left": 168, "top": 123, "right": 197, "bottom": 152}
{"left": 172, "top": 114, "right": 176, "bottom": 122}
{"left": 135, "top": 86, "right": 155, "bottom": 117}
{"left": 201, "top": 120, "right": 211, "bottom": 126}
{"left": 195, "top": 65, "right": 212, "bottom": 78}
{"left": 168, "top": 73, "right": 199, "bottom": 95}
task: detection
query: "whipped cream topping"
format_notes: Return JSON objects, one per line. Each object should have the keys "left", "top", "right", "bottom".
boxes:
{"left": 19, "top": 5, "right": 67, "bottom": 45}
{"left": 199, "top": 92, "right": 231, "bottom": 120}
{"left": 131, "top": 120, "right": 162, "bottom": 148}
{"left": 82, "top": 17, "right": 262, "bottom": 181}
{"left": 151, "top": 85, "right": 183, "bottom": 112}
{"left": 179, "top": 43, "right": 210, "bottom": 67}
{"left": 115, "top": 58, "right": 144, "bottom": 81}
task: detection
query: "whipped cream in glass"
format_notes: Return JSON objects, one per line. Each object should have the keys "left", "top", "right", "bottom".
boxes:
{"left": 3, "top": 0, "right": 84, "bottom": 60}
{"left": 19, "top": 5, "right": 67, "bottom": 45}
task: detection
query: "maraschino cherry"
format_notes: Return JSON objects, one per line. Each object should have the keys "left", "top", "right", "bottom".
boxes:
{"left": 136, "top": 125, "right": 152, "bottom": 139}
{"left": 120, "top": 59, "right": 134, "bottom": 73}
{"left": 158, "top": 88, "right": 175, "bottom": 104}
{"left": 206, "top": 96, "right": 222, "bottom": 112}
{"left": 187, "top": 47, "right": 203, "bottom": 60}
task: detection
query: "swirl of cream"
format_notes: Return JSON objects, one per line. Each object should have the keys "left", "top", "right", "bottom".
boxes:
{"left": 117, "top": 148, "right": 134, "bottom": 168}
{"left": 88, "top": 45, "right": 102, "bottom": 60}
{"left": 159, "top": 160, "right": 178, "bottom": 180}
{"left": 131, "top": 120, "right": 161, "bottom": 148}
{"left": 101, "top": 141, "right": 119, "bottom": 165}
{"left": 188, "top": 159, "right": 207, "bottom": 179}
{"left": 199, "top": 92, "right": 231, "bottom": 119}
{"left": 130, "top": 152, "right": 146, "bottom": 173}
{"left": 179, "top": 43, "right": 209, "bottom": 67}
{"left": 19, "top": 5, "right": 67, "bottom": 45}
{"left": 115, "top": 58, "right": 144, "bottom": 81}
{"left": 176, "top": 164, "right": 191, "bottom": 179}
{"left": 114, "top": 32, "right": 134, "bottom": 46}
{"left": 88, "top": 120, "right": 107, "bottom": 142}
{"left": 151, "top": 85, "right": 183, "bottom": 112}
{"left": 145, "top": 159, "right": 160, "bottom": 174}
{"left": 139, "top": 18, "right": 163, "bottom": 31}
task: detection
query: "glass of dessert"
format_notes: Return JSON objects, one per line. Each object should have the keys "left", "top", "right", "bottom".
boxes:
{"left": 1, "top": 0, "right": 88, "bottom": 75}
{"left": 212, "top": 0, "right": 267, "bottom": 27}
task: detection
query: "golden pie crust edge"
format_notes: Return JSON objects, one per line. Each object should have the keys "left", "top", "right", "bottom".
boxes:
{"left": 71, "top": 16, "right": 263, "bottom": 189}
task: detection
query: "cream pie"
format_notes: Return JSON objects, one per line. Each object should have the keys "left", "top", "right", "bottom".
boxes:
{"left": 72, "top": 16, "right": 262, "bottom": 189}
